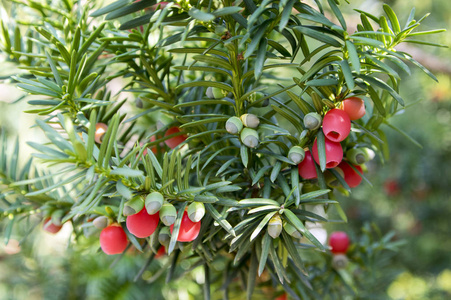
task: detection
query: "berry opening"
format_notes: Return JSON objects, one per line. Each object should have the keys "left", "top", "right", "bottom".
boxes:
{"left": 326, "top": 131, "right": 340, "bottom": 141}
{"left": 326, "top": 161, "right": 340, "bottom": 168}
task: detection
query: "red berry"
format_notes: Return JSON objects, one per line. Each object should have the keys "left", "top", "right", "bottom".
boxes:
{"left": 337, "top": 161, "right": 362, "bottom": 188}
{"left": 322, "top": 109, "right": 351, "bottom": 142}
{"left": 155, "top": 246, "right": 166, "bottom": 258}
{"left": 43, "top": 218, "right": 62, "bottom": 234}
{"left": 383, "top": 179, "right": 401, "bottom": 196}
{"left": 312, "top": 138, "right": 343, "bottom": 169}
{"left": 329, "top": 231, "right": 350, "bottom": 254}
{"left": 164, "top": 127, "right": 187, "bottom": 149}
{"left": 126, "top": 208, "right": 159, "bottom": 238}
{"left": 142, "top": 136, "right": 159, "bottom": 156}
{"left": 298, "top": 150, "right": 317, "bottom": 179}
{"left": 100, "top": 225, "right": 128, "bottom": 255}
{"left": 275, "top": 294, "right": 287, "bottom": 300}
{"left": 341, "top": 97, "right": 365, "bottom": 120}
{"left": 170, "top": 211, "right": 201, "bottom": 242}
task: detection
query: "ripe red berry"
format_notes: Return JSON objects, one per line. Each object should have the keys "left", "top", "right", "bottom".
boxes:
{"left": 155, "top": 246, "right": 166, "bottom": 258}
{"left": 142, "top": 135, "right": 159, "bottom": 156}
{"left": 312, "top": 138, "right": 343, "bottom": 169}
{"left": 100, "top": 224, "right": 128, "bottom": 255}
{"left": 329, "top": 231, "right": 350, "bottom": 254}
{"left": 275, "top": 294, "right": 287, "bottom": 300}
{"left": 164, "top": 127, "right": 187, "bottom": 149}
{"left": 340, "top": 97, "right": 365, "bottom": 120}
{"left": 126, "top": 208, "right": 159, "bottom": 238}
{"left": 43, "top": 218, "right": 62, "bottom": 234}
{"left": 170, "top": 211, "right": 201, "bottom": 242}
{"left": 322, "top": 109, "right": 351, "bottom": 142}
{"left": 298, "top": 150, "right": 317, "bottom": 179}
{"left": 337, "top": 161, "right": 362, "bottom": 188}
{"left": 383, "top": 179, "right": 401, "bottom": 196}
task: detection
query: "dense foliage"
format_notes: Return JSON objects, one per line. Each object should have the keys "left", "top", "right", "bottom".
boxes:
{"left": 0, "top": 0, "right": 445, "bottom": 298}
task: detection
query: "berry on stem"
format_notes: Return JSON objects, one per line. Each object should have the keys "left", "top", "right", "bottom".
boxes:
{"left": 303, "top": 112, "right": 322, "bottom": 130}
{"left": 268, "top": 214, "right": 282, "bottom": 239}
{"left": 332, "top": 253, "right": 349, "bottom": 269}
{"left": 322, "top": 109, "right": 351, "bottom": 142}
{"left": 225, "top": 116, "right": 243, "bottom": 134}
{"left": 100, "top": 224, "right": 128, "bottom": 255}
{"left": 340, "top": 97, "right": 365, "bottom": 120}
{"left": 346, "top": 148, "right": 367, "bottom": 165}
{"left": 123, "top": 196, "right": 145, "bottom": 217}
{"left": 312, "top": 138, "right": 343, "bottom": 169}
{"left": 159, "top": 202, "right": 177, "bottom": 226}
{"left": 329, "top": 231, "right": 350, "bottom": 254}
{"left": 288, "top": 146, "right": 305, "bottom": 165}
{"left": 93, "top": 216, "right": 109, "bottom": 229}
{"left": 170, "top": 211, "right": 201, "bottom": 242}
{"left": 126, "top": 208, "right": 159, "bottom": 238}
{"left": 187, "top": 202, "right": 205, "bottom": 223}
{"left": 240, "top": 128, "right": 259, "bottom": 148}
{"left": 164, "top": 127, "right": 187, "bottom": 149}
{"left": 337, "top": 161, "right": 362, "bottom": 188}
{"left": 145, "top": 191, "right": 164, "bottom": 215}
{"left": 240, "top": 113, "right": 260, "bottom": 128}
{"left": 298, "top": 150, "right": 317, "bottom": 179}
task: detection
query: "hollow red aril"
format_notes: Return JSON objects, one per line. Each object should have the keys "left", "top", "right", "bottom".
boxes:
{"left": 322, "top": 109, "right": 351, "bottom": 142}
{"left": 170, "top": 211, "right": 201, "bottom": 242}
{"left": 329, "top": 231, "right": 350, "bottom": 254}
{"left": 43, "top": 218, "right": 62, "bottom": 234}
{"left": 341, "top": 97, "right": 365, "bottom": 120}
{"left": 164, "top": 127, "right": 187, "bottom": 149}
{"left": 338, "top": 161, "right": 362, "bottom": 188}
{"left": 100, "top": 224, "right": 128, "bottom": 255}
{"left": 126, "top": 208, "right": 159, "bottom": 238}
{"left": 312, "top": 138, "right": 343, "bottom": 169}
{"left": 298, "top": 150, "right": 317, "bottom": 179}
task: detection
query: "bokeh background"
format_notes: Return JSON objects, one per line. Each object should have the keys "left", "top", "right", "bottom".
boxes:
{"left": 0, "top": 0, "right": 450, "bottom": 299}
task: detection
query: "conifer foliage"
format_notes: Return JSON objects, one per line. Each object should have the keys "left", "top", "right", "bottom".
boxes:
{"left": 0, "top": 0, "right": 445, "bottom": 298}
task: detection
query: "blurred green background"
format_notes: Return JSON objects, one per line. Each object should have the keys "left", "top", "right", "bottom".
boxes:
{"left": 0, "top": 0, "right": 450, "bottom": 299}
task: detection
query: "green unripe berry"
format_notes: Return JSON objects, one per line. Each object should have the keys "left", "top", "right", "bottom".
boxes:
{"left": 268, "top": 214, "right": 283, "bottom": 239}
{"left": 288, "top": 146, "right": 305, "bottom": 165}
{"left": 145, "top": 191, "right": 164, "bottom": 215}
{"left": 240, "top": 128, "right": 259, "bottom": 148}
{"left": 361, "top": 147, "right": 375, "bottom": 161}
{"left": 123, "top": 196, "right": 145, "bottom": 216}
{"left": 332, "top": 254, "right": 349, "bottom": 269}
{"left": 206, "top": 87, "right": 225, "bottom": 99}
{"left": 304, "top": 112, "right": 322, "bottom": 130}
{"left": 249, "top": 92, "right": 268, "bottom": 107}
{"left": 346, "top": 148, "right": 367, "bottom": 165}
{"left": 240, "top": 113, "right": 260, "bottom": 128}
{"left": 159, "top": 202, "right": 177, "bottom": 226}
{"left": 225, "top": 116, "right": 243, "bottom": 134}
{"left": 158, "top": 227, "right": 171, "bottom": 247}
{"left": 93, "top": 216, "right": 109, "bottom": 229}
{"left": 187, "top": 202, "right": 205, "bottom": 223}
